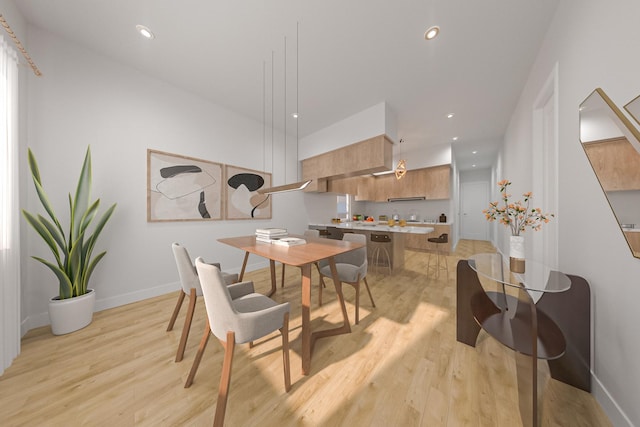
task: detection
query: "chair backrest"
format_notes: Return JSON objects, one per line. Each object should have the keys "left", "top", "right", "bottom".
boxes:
{"left": 336, "top": 233, "right": 367, "bottom": 267}
{"left": 304, "top": 229, "right": 320, "bottom": 238}
{"left": 172, "top": 243, "right": 201, "bottom": 294}
{"left": 195, "top": 258, "right": 236, "bottom": 341}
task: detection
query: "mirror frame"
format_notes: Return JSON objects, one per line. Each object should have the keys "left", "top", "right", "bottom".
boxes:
{"left": 625, "top": 93, "right": 640, "bottom": 127}
{"left": 580, "top": 88, "right": 640, "bottom": 259}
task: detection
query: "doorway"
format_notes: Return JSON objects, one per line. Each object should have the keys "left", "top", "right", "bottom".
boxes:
{"left": 460, "top": 180, "right": 489, "bottom": 240}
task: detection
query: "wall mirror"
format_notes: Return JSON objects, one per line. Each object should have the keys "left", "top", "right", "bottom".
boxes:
{"left": 625, "top": 94, "right": 640, "bottom": 126}
{"left": 580, "top": 88, "right": 640, "bottom": 258}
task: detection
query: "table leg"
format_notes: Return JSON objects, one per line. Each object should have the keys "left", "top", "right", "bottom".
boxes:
{"left": 268, "top": 259, "right": 277, "bottom": 297}
{"left": 301, "top": 263, "right": 312, "bottom": 375}
{"left": 239, "top": 252, "right": 250, "bottom": 281}
{"left": 305, "top": 257, "right": 352, "bottom": 375}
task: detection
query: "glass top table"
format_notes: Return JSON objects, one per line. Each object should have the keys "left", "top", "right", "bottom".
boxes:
{"left": 467, "top": 253, "right": 571, "bottom": 293}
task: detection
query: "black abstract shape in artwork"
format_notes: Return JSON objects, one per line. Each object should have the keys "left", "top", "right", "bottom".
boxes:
{"left": 251, "top": 194, "right": 270, "bottom": 218}
{"left": 227, "top": 173, "right": 265, "bottom": 191}
{"left": 160, "top": 165, "right": 202, "bottom": 178}
{"left": 198, "top": 191, "right": 210, "bottom": 218}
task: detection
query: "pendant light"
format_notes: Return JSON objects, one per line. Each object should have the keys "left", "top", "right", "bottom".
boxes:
{"left": 395, "top": 138, "right": 407, "bottom": 180}
{"left": 258, "top": 22, "right": 312, "bottom": 195}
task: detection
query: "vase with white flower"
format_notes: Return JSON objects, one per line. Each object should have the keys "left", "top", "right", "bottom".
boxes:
{"left": 483, "top": 180, "right": 554, "bottom": 273}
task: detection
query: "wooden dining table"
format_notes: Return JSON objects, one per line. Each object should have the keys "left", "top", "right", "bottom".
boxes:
{"left": 219, "top": 234, "right": 363, "bottom": 375}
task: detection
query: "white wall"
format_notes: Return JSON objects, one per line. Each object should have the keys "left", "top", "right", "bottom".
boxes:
{"left": 298, "top": 101, "right": 395, "bottom": 159}
{"left": 21, "top": 26, "right": 308, "bottom": 332}
{"left": 501, "top": 0, "right": 640, "bottom": 424}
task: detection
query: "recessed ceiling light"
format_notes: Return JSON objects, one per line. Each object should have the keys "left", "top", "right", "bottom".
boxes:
{"left": 447, "top": 113, "right": 454, "bottom": 119}
{"left": 424, "top": 26, "right": 440, "bottom": 40}
{"left": 472, "top": 150, "right": 477, "bottom": 154}
{"left": 472, "top": 164, "right": 477, "bottom": 168}
{"left": 136, "top": 24, "right": 155, "bottom": 39}
{"left": 291, "top": 113, "right": 299, "bottom": 119}
{"left": 452, "top": 137, "right": 458, "bottom": 141}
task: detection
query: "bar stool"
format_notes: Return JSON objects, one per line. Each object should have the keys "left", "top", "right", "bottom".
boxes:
{"left": 370, "top": 233, "right": 392, "bottom": 274}
{"left": 427, "top": 233, "right": 448, "bottom": 279}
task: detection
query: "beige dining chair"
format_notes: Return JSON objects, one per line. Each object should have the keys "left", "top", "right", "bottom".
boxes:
{"left": 168, "top": 243, "right": 239, "bottom": 362}
{"left": 318, "top": 233, "right": 375, "bottom": 324}
{"left": 195, "top": 258, "right": 291, "bottom": 427}
{"left": 280, "top": 229, "right": 326, "bottom": 291}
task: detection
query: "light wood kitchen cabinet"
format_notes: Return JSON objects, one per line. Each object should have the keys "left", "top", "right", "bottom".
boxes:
{"left": 327, "top": 176, "right": 360, "bottom": 195}
{"left": 373, "top": 165, "right": 450, "bottom": 201}
{"left": 404, "top": 224, "right": 451, "bottom": 254}
{"left": 302, "top": 134, "right": 393, "bottom": 192}
{"left": 583, "top": 137, "right": 640, "bottom": 191}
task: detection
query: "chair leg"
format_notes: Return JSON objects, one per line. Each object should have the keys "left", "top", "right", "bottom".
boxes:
{"left": 315, "top": 263, "right": 326, "bottom": 288}
{"left": 184, "top": 319, "right": 211, "bottom": 388}
{"left": 354, "top": 282, "right": 360, "bottom": 325}
{"left": 167, "top": 290, "right": 185, "bottom": 331}
{"left": 214, "top": 331, "right": 236, "bottom": 427}
{"left": 280, "top": 312, "right": 291, "bottom": 392}
{"left": 176, "top": 288, "right": 197, "bottom": 362}
{"left": 363, "top": 277, "right": 376, "bottom": 308}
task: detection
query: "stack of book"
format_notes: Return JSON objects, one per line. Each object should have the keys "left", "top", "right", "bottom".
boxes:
{"left": 272, "top": 237, "right": 307, "bottom": 247}
{"left": 255, "top": 228, "right": 288, "bottom": 243}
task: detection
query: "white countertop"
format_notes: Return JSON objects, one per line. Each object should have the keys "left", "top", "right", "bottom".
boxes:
{"left": 310, "top": 222, "right": 436, "bottom": 234}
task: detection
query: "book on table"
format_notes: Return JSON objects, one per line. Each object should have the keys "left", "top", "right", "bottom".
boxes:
{"left": 271, "top": 237, "right": 306, "bottom": 247}
{"left": 256, "top": 236, "right": 283, "bottom": 244}
{"left": 255, "top": 228, "right": 288, "bottom": 236}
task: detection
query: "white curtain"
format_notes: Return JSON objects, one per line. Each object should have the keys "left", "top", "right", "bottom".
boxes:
{"left": 0, "top": 34, "right": 20, "bottom": 375}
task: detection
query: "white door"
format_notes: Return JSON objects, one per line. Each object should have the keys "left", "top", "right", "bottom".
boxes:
{"left": 460, "top": 181, "right": 489, "bottom": 240}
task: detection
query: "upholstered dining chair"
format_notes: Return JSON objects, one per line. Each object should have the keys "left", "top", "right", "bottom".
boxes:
{"left": 280, "top": 229, "right": 326, "bottom": 290}
{"left": 168, "top": 243, "right": 239, "bottom": 362}
{"left": 194, "top": 258, "right": 291, "bottom": 427}
{"left": 318, "top": 233, "right": 375, "bottom": 324}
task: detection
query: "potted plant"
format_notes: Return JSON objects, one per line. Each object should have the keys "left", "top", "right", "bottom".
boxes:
{"left": 22, "top": 146, "right": 116, "bottom": 335}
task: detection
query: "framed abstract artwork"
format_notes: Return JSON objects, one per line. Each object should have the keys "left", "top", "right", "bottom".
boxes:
{"left": 147, "top": 149, "right": 223, "bottom": 222}
{"left": 225, "top": 165, "right": 272, "bottom": 220}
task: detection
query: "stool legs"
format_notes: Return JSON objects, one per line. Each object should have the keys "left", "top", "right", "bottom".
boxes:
{"left": 372, "top": 246, "right": 392, "bottom": 274}
{"left": 427, "top": 242, "right": 448, "bottom": 279}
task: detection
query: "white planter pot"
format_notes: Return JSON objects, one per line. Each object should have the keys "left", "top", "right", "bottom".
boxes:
{"left": 48, "top": 289, "right": 96, "bottom": 335}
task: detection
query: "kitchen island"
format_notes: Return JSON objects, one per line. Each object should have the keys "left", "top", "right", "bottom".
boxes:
{"left": 309, "top": 222, "right": 435, "bottom": 271}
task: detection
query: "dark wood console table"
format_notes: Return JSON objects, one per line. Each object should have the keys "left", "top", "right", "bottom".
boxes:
{"left": 456, "top": 253, "right": 591, "bottom": 427}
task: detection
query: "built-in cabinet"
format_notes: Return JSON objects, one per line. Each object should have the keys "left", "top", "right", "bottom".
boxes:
{"left": 327, "top": 164, "right": 451, "bottom": 201}
{"left": 583, "top": 137, "right": 640, "bottom": 191}
{"left": 302, "top": 134, "right": 393, "bottom": 192}
{"left": 404, "top": 223, "right": 451, "bottom": 254}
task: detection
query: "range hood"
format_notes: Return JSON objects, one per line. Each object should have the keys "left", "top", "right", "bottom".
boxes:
{"left": 387, "top": 197, "right": 426, "bottom": 202}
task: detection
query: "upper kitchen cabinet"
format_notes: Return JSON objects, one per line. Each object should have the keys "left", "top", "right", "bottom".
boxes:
{"left": 372, "top": 164, "right": 451, "bottom": 201}
{"left": 325, "top": 164, "right": 451, "bottom": 201}
{"left": 301, "top": 134, "right": 394, "bottom": 192}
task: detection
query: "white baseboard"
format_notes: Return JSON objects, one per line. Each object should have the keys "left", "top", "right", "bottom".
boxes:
{"left": 21, "top": 281, "right": 180, "bottom": 336}
{"left": 592, "top": 372, "right": 634, "bottom": 427}
{"left": 20, "top": 259, "right": 271, "bottom": 337}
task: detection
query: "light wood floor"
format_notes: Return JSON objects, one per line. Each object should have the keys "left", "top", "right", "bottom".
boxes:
{"left": 0, "top": 240, "right": 611, "bottom": 426}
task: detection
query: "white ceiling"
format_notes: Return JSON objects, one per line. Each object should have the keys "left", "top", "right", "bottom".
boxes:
{"left": 15, "top": 0, "right": 559, "bottom": 171}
